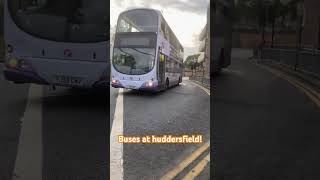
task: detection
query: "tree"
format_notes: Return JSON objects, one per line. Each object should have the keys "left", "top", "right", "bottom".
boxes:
{"left": 184, "top": 54, "right": 200, "bottom": 69}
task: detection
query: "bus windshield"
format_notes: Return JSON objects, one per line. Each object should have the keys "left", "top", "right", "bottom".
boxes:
{"left": 113, "top": 48, "right": 155, "bottom": 75}
{"left": 8, "top": 0, "right": 107, "bottom": 42}
{"left": 117, "top": 9, "right": 158, "bottom": 33}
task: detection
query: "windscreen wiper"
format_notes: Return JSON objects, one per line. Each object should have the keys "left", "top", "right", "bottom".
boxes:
{"left": 131, "top": 48, "right": 155, "bottom": 57}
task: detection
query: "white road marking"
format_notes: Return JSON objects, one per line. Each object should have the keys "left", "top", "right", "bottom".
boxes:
{"left": 110, "top": 88, "right": 124, "bottom": 180}
{"left": 13, "top": 85, "right": 43, "bottom": 180}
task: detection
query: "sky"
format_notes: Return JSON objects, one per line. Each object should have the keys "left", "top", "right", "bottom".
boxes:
{"left": 110, "top": 0, "right": 209, "bottom": 60}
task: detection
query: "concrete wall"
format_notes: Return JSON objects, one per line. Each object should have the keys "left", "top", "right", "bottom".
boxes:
{"left": 232, "top": 31, "right": 297, "bottom": 48}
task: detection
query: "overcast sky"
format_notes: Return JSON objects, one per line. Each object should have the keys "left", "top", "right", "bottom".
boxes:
{"left": 110, "top": 0, "right": 209, "bottom": 60}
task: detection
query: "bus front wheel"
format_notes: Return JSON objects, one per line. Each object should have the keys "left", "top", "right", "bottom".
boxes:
{"left": 166, "top": 79, "right": 169, "bottom": 89}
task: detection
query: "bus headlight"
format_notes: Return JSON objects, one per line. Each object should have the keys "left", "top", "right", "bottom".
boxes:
{"left": 6, "top": 58, "right": 33, "bottom": 71}
{"left": 111, "top": 79, "right": 118, "bottom": 84}
{"left": 147, "top": 81, "right": 153, "bottom": 87}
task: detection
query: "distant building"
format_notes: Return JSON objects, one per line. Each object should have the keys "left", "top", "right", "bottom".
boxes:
{"left": 198, "top": 5, "right": 210, "bottom": 78}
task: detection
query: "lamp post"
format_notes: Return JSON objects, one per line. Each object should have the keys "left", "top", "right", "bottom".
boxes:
{"left": 262, "top": 0, "right": 271, "bottom": 46}
{"left": 294, "top": 2, "right": 304, "bottom": 71}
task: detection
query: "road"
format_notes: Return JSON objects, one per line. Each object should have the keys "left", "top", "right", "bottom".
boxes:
{"left": 110, "top": 81, "right": 210, "bottom": 179}
{"left": 0, "top": 64, "right": 108, "bottom": 180}
{"left": 213, "top": 55, "right": 320, "bottom": 179}
{"left": 0, "top": 62, "right": 210, "bottom": 180}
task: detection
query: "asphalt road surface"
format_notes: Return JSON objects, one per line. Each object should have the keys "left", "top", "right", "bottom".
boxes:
{"left": 213, "top": 56, "right": 320, "bottom": 180}
{"left": 0, "top": 64, "right": 29, "bottom": 180}
{"left": 3, "top": 52, "right": 320, "bottom": 180}
{"left": 0, "top": 62, "right": 210, "bottom": 180}
{"left": 0, "top": 64, "right": 108, "bottom": 180}
{"left": 110, "top": 81, "right": 210, "bottom": 180}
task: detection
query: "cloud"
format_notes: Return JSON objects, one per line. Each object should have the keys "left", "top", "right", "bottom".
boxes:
{"left": 116, "top": 0, "right": 209, "bottom": 15}
{"left": 111, "top": 0, "right": 209, "bottom": 60}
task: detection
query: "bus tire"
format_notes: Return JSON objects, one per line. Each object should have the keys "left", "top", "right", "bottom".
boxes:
{"left": 166, "top": 78, "right": 169, "bottom": 89}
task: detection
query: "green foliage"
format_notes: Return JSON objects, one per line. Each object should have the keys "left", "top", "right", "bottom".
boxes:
{"left": 184, "top": 54, "right": 201, "bottom": 69}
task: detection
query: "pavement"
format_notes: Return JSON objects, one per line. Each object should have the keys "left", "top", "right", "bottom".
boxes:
{"left": 213, "top": 54, "right": 320, "bottom": 179}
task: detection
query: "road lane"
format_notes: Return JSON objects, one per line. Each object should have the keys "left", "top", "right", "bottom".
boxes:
{"left": 0, "top": 64, "right": 29, "bottom": 179}
{"left": 117, "top": 80, "right": 210, "bottom": 179}
{"left": 13, "top": 85, "right": 42, "bottom": 180}
{"left": 213, "top": 57, "right": 320, "bottom": 179}
{"left": 1, "top": 61, "right": 110, "bottom": 180}
{"left": 42, "top": 88, "right": 108, "bottom": 180}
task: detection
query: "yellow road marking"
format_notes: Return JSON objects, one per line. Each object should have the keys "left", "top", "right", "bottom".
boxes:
{"left": 190, "top": 81, "right": 210, "bottom": 96}
{"left": 160, "top": 141, "right": 210, "bottom": 180}
{"left": 258, "top": 64, "right": 320, "bottom": 108}
{"left": 182, "top": 153, "right": 210, "bottom": 180}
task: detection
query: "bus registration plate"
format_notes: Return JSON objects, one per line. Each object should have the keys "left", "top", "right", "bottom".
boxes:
{"left": 53, "top": 75, "right": 83, "bottom": 86}
{"left": 128, "top": 85, "right": 136, "bottom": 89}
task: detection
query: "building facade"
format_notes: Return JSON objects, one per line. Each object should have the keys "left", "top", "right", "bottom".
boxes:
{"left": 198, "top": 5, "right": 210, "bottom": 79}
{"left": 302, "top": 0, "right": 320, "bottom": 49}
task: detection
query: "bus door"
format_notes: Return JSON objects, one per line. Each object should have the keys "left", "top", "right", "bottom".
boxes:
{"left": 158, "top": 51, "right": 166, "bottom": 89}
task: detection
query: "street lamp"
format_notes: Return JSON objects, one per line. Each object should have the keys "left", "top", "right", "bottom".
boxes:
{"left": 262, "top": 0, "right": 271, "bottom": 46}
{"left": 294, "top": 1, "right": 304, "bottom": 71}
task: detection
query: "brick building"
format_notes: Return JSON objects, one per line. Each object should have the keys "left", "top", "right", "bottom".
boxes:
{"left": 198, "top": 6, "right": 210, "bottom": 79}
{"left": 302, "top": 0, "right": 320, "bottom": 49}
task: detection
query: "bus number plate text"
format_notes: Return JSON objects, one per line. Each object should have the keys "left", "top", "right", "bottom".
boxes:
{"left": 53, "top": 75, "right": 83, "bottom": 86}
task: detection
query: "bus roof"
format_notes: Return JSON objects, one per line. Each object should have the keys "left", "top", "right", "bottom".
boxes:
{"left": 119, "top": 8, "right": 161, "bottom": 17}
{"left": 118, "top": 8, "right": 184, "bottom": 52}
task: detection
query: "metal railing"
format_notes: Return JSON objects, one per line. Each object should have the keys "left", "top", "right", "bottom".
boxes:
{"left": 254, "top": 43, "right": 320, "bottom": 78}
{"left": 184, "top": 69, "right": 210, "bottom": 89}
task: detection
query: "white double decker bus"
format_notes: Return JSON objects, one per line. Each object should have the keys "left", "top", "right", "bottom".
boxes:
{"left": 3, "top": 0, "right": 108, "bottom": 89}
{"left": 111, "top": 8, "right": 183, "bottom": 91}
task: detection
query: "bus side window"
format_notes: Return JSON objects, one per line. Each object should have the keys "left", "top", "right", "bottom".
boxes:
{"left": 166, "top": 59, "right": 170, "bottom": 72}
{"left": 165, "top": 23, "right": 170, "bottom": 41}
{"left": 168, "top": 59, "right": 171, "bottom": 73}
{"left": 175, "top": 62, "right": 178, "bottom": 73}
{"left": 161, "top": 20, "right": 166, "bottom": 38}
